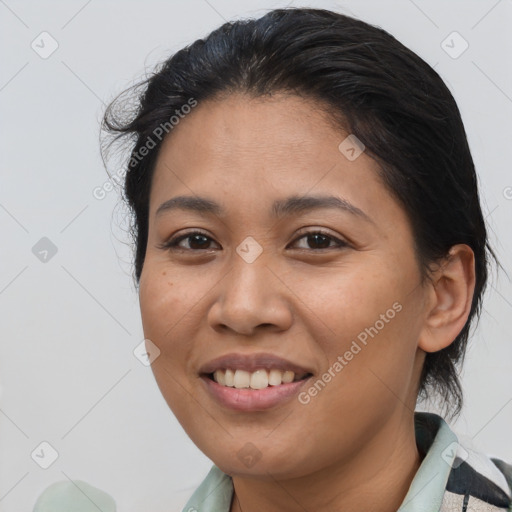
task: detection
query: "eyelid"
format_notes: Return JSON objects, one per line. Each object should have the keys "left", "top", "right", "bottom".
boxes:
{"left": 289, "top": 228, "right": 349, "bottom": 250}
{"left": 157, "top": 227, "right": 350, "bottom": 252}
{"left": 156, "top": 228, "right": 217, "bottom": 251}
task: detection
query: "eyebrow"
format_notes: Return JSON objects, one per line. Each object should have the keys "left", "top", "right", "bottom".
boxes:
{"left": 155, "top": 194, "right": 375, "bottom": 224}
{"left": 156, "top": 195, "right": 375, "bottom": 224}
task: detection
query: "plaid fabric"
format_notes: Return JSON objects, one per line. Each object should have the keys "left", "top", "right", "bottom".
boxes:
{"left": 180, "top": 413, "right": 512, "bottom": 512}
{"left": 439, "top": 457, "right": 512, "bottom": 511}
{"left": 414, "top": 412, "right": 512, "bottom": 512}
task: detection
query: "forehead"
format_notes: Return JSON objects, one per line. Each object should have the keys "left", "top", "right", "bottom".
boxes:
{"left": 148, "top": 93, "right": 402, "bottom": 228}
{"left": 160, "top": 93, "right": 341, "bottom": 161}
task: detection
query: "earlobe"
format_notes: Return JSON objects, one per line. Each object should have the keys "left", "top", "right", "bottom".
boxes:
{"left": 418, "top": 244, "right": 476, "bottom": 353}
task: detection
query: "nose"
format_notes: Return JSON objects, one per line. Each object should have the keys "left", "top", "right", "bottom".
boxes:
{"left": 207, "top": 253, "right": 293, "bottom": 337}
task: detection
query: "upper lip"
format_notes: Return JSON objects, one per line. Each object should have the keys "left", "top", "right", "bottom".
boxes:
{"left": 199, "top": 352, "right": 314, "bottom": 376}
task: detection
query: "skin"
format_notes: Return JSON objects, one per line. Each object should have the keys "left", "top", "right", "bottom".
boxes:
{"left": 138, "top": 93, "right": 475, "bottom": 512}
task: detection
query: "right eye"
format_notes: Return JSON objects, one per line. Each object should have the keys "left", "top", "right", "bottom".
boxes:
{"left": 157, "top": 230, "right": 220, "bottom": 252}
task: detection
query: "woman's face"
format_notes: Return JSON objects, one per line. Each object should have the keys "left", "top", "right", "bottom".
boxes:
{"left": 139, "top": 93, "right": 430, "bottom": 479}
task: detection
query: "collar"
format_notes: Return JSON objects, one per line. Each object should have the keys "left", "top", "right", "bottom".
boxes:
{"left": 182, "top": 412, "right": 458, "bottom": 512}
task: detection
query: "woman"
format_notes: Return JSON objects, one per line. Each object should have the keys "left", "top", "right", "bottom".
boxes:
{"left": 34, "top": 7, "right": 512, "bottom": 512}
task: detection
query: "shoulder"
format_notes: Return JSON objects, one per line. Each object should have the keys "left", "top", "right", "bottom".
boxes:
{"left": 33, "top": 480, "right": 116, "bottom": 511}
{"left": 181, "top": 465, "right": 234, "bottom": 512}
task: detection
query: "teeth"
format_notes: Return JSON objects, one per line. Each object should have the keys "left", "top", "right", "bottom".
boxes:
{"left": 211, "top": 369, "right": 308, "bottom": 389}
{"left": 213, "top": 370, "right": 225, "bottom": 386}
{"left": 224, "top": 369, "right": 235, "bottom": 387}
{"left": 282, "top": 370, "right": 294, "bottom": 383}
{"left": 250, "top": 369, "right": 268, "bottom": 389}
{"left": 268, "top": 369, "right": 282, "bottom": 386}
{"left": 233, "top": 370, "right": 251, "bottom": 388}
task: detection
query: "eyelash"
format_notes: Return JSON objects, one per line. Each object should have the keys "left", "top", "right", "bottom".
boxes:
{"left": 157, "top": 229, "right": 349, "bottom": 253}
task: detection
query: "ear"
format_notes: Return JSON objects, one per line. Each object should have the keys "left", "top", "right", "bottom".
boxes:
{"left": 418, "top": 244, "right": 476, "bottom": 353}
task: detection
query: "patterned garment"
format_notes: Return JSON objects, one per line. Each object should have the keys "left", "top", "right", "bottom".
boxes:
{"left": 414, "top": 413, "right": 512, "bottom": 512}
{"left": 440, "top": 457, "right": 512, "bottom": 511}
{"left": 180, "top": 412, "right": 512, "bottom": 512}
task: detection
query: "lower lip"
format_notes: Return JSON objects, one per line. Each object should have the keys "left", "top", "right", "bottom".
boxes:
{"left": 200, "top": 375, "right": 312, "bottom": 411}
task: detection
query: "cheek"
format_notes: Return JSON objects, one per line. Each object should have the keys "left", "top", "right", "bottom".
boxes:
{"left": 138, "top": 267, "right": 191, "bottom": 375}
{"left": 291, "top": 259, "right": 408, "bottom": 341}
{"left": 292, "top": 259, "right": 420, "bottom": 402}
{"left": 138, "top": 267, "right": 203, "bottom": 422}
{"left": 139, "top": 265, "right": 200, "bottom": 336}
{"left": 139, "top": 270, "right": 169, "bottom": 337}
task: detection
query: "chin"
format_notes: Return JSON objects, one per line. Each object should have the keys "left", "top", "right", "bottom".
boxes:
{"left": 206, "top": 446, "right": 313, "bottom": 480}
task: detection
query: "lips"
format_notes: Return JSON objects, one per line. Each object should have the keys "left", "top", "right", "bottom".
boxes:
{"left": 198, "top": 352, "right": 315, "bottom": 411}
{"left": 201, "top": 375, "right": 312, "bottom": 411}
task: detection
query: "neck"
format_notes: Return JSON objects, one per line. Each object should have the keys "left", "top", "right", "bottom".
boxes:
{"left": 230, "top": 411, "right": 422, "bottom": 512}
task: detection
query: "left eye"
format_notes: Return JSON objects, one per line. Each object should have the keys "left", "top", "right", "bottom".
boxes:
{"left": 290, "top": 231, "right": 348, "bottom": 250}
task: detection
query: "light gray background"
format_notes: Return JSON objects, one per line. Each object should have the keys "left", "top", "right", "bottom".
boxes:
{"left": 1, "top": 1, "right": 511, "bottom": 510}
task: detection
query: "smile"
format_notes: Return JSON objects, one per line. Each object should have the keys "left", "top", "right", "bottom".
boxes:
{"left": 201, "top": 371, "right": 313, "bottom": 411}
{"left": 198, "top": 352, "right": 314, "bottom": 410}
{"left": 209, "top": 368, "right": 311, "bottom": 389}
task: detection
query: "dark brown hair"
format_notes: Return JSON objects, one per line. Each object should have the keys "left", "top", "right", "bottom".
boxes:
{"left": 101, "top": 7, "right": 500, "bottom": 419}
